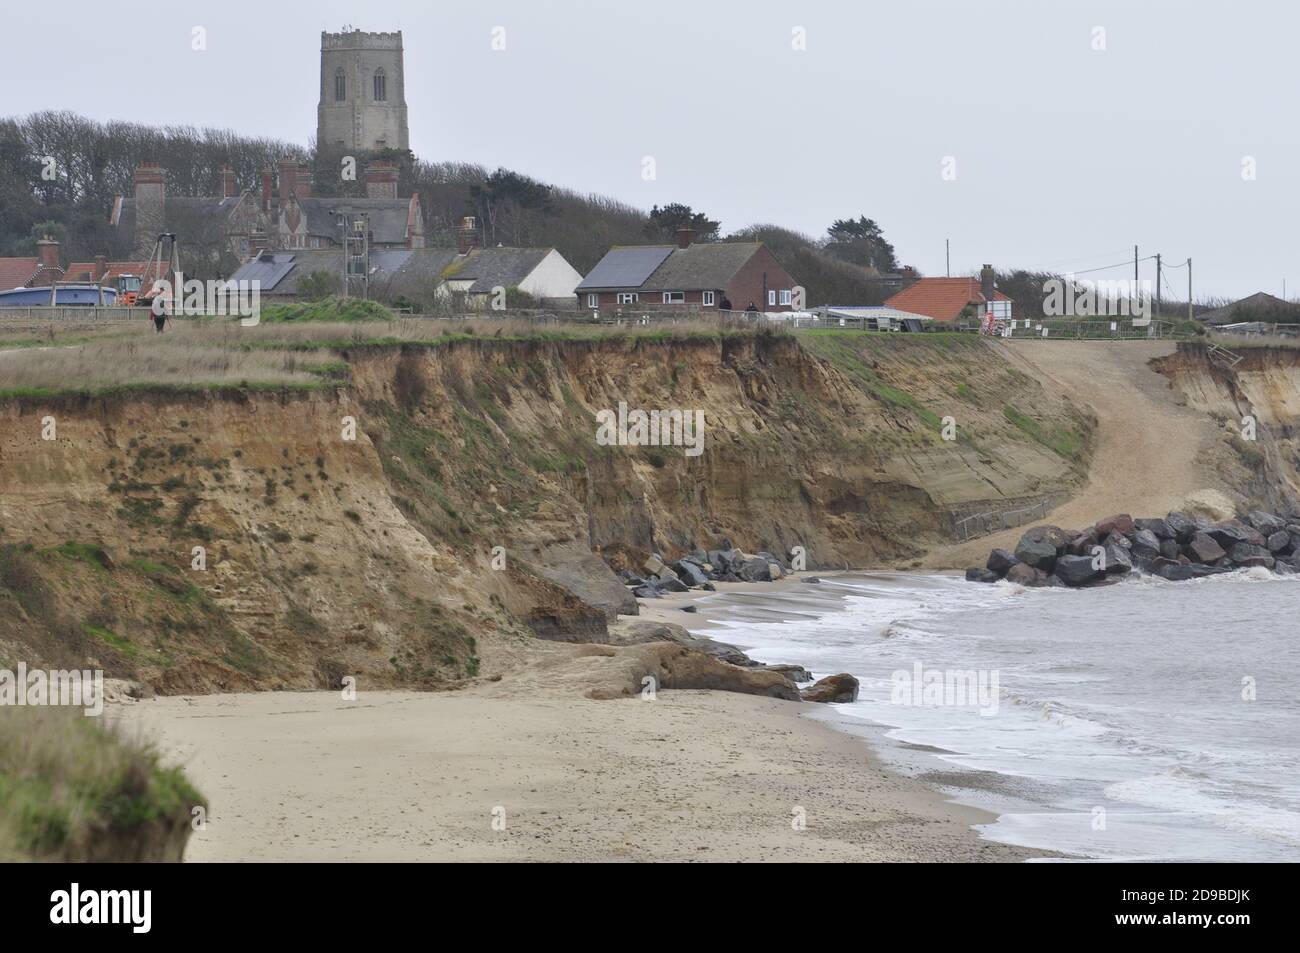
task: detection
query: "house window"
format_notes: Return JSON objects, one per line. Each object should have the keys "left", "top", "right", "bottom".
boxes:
{"left": 703, "top": 291, "right": 715, "bottom": 306}
{"left": 662, "top": 291, "right": 684, "bottom": 304}
{"left": 587, "top": 293, "right": 599, "bottom": 308}
{"left": 373, "top": 68, "right": 387, "bottom": 102}
{"left": 334, "top": 68, "right": 346, "bottom": 101}
{"left": 767, "top": 290, "right": 777, "bottom": 306}
{"left": 617, "top": 292, "right": 638, "bottom": 304}
{"left": 779, "top": 289, "right": 792, "bottom": 306}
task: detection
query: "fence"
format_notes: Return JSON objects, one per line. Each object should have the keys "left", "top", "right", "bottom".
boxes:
{"left": 959, "top": 318, "right": 1195, "bottom": 341}
{"left": 952, "top": 499, "right": 1050, "bottom": 541}
{"left": 0, "top": 306, "right": 153, "bottom": 322}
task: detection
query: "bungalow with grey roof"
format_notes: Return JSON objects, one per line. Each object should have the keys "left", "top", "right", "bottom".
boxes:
{"left": 576, "top": 229, "right": 799, "bottom": 314}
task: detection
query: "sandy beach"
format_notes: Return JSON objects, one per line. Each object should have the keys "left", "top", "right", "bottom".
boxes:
{"left": 112, "top": 575, "right": 1039, "bottom": 862}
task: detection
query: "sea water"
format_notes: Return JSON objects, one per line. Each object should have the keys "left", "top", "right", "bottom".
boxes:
{"left": 697, "top": 570, "right": 1300, "bottom": 861}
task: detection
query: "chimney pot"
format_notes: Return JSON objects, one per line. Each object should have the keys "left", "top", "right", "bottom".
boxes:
{"left": 36, "top": 236, "right": 60, "bottom": 272}
{"left": 457, "top": 216, "right": 478, "bottom": 255}
{"left": 980, "top": 263, "right": 995, "bottom": 302}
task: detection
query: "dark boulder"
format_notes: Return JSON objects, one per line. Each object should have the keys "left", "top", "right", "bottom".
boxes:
{"left": 1165, "top": 511, "right": 1196, "bottom": 543}
{"left": 1228, "top": 542, "right": 1272, "bottom": 564}
{"left": 1095, "top": 513, "right": 1136, "bottom": 537}
{"left": 632, "top": 584, "right": 663, "bottom": 599}
{"left": 1067, "top": 530, "right": 1099, "bottom": 556}
{"left": 1005, "top": 563, "right": 1050, "bottom": 587}
{"left": 672, "top": 560, "right": 710, "bottom": 587}
{"left": 1155, "top": 562, "right": 1196, "bottom": 581}
{"left": 966, "top": 567, "right": 1001, "bottom": 584}
{"left": 765, "top": 664, "right": 814, "bottom": 683}
{"left": 1186, "top": 532, "right": 1226, "bottom": 563}
{"left": 1238, "top": 555, "right": 1276, "bottom": 569}
{"left": 1019, "top": 525, "right": 1071, "bottom": 551}
{"left": 1246, "top": 510, "right": 1287, "bottom": 535}
{"left": 1014, "top": 527, "right": 1063, "bottom": 571}
{"left": 1188, "top": 564, "right": 1231, "bottom": 578}
{"left": 1159, "top": 538, "right": 1180, "bottom": 559}
{"left": 655, "top": 576, "right": 691, "bottom": 593}
{"left": 986, "top": 548, "right": 1019, "bottom": 575}
{"left": 737, "top": 557, "right": 777, "bottom": 582}
{"left": 801, "top": 673, "right": 860, "bottom": 704}
{"left": 1054, "top": 554, "right": 1102, "bottom": 587}
{"left": 1208, "top": 521, "right": 1267, "bottom": 549}
{"left": 1266, "top": 531, "right": 1292, "bottom": 554}
{"left": 1101, "top": 538, "right": 1134, "bottom": 574}
{"left": 1131, "top": 528, "right": 1162, "bottom": 552}
{"left": 1135, "top": 518, "right": 1175, "bottom": 540}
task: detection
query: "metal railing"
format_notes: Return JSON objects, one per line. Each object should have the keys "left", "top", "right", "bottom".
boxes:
{"left": 952, "top": 499, "right": 1050, "bottom": 541}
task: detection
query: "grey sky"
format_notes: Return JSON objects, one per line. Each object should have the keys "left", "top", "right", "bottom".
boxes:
{"left": 3, "top": 0, "right": 1291, "bottom": 299}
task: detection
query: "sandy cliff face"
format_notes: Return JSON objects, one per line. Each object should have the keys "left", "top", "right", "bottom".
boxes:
{"left": 1152, "top": 343, "right": 1300, "bottom": 511}
{"left": 0, "top": 332, "right": 1092, "bottom": 692}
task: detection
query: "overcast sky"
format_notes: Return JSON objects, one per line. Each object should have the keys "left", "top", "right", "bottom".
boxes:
{"left": 3, "top": 0, "right": 1293, "bottom": 299}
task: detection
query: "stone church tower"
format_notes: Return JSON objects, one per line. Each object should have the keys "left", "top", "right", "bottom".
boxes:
{"left": 317, "top": 28, "right": 409, "bottom": 154}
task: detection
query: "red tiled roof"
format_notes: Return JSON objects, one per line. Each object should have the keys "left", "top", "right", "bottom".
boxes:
{"left": 66, "top": 261, "right": 152, "bottom": 282}
{"left": 0, "top": 257, "right": 39, "bottom": 290}
{"left": 884, "top": 277, "right": 1012, "bottom": 322}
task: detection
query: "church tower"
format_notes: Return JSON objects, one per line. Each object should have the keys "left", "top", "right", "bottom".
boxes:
{"left": 317, "top": 28, "right": 409, "bottom": 154}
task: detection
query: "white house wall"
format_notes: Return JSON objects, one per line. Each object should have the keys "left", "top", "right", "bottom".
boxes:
{"left": 519, "top": 249, "right": 582, "bottom": 299}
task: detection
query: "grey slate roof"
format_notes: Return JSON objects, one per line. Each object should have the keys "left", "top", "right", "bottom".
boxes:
{"left": 576, "top": 245, "right": 674, "bottom": 291}
{"left": 445, "top": 247, "right": 551, "bottom": 293}
{"left": 114, "top": 196, "right": 242, "bottom": 241}
{"left": 639, "top": 242, "right": 763, "bottom": 292}
{"left": 297, "top": 198, "right": 413, "bottom": 246}
{"left": 231, "top": 247, "right": 462, "bottom": 299}
{"left": 576, "top": 242, "right": 767, "bottom": 293}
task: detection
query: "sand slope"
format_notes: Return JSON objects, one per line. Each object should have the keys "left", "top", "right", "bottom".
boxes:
{"left": 925, "top": 340, "right": 1232, "bottom": 569}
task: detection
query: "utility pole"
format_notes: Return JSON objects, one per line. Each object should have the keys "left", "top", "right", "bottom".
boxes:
{"left": 946, "top": 239, "right": 950, "bottom": 277}
{"left": 1155, "top": 253, "right": 1162, "bottom": 319}
{"left": 1187, "top": 258, "right": 1192, "bottom": 322}
{"left": 1134, "top": 245, "right": 1138, "bottom": 285}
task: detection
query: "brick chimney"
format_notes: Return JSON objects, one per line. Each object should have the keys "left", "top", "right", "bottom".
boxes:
{"left": 980, "top": 264, "right": 996, "bottom": 302}
{"left": 676, "top": 226, "right": 695, "bottom": 249}
{"left": 133, "top": 164, "right": 166, "bottom": 255}
{"left": 276, "top": 157, "right": 313, "bottom": 199}
{"left": 364, "top": 160, "right": 399, "bottom": 199}
{"left": 457, "top": 216, "right": 478, "bottom": 255}
{"left": 261, "top": 168, "right": 273, "bottom": 212}
{"left": 219, "top": 166, "right": 238, "bottom": 198}
{"left": 94, "top": 255, "right": 108, "bottom": 281}
{"left": 36, "top": 236, "right": 60, "bottom": 271}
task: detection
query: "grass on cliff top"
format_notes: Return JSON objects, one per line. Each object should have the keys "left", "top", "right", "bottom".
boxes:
{"left": 0, "top": 707, "right": 204, "bottom": 861}
{"left": 0, "top": 314, "right": 793, "bottom": 395}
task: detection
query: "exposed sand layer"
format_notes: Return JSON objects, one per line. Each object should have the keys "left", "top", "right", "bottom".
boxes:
{"left": 113, "top": 673, "right": 1036, "bottom": 862}
{"left": 925, "top": 340, "right": 1232, "bottom": 569}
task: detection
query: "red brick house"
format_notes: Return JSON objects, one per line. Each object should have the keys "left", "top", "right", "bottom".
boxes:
{"left": 884, "top": 264, "right": 1012, "bottom": 323}
{"left": 0, "top": 238, "right": 65, "bottom": 289}
{"left": 577, "top": 229, "right": 799, "bottom": 312}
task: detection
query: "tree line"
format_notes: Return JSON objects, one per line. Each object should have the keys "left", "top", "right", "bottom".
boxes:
{"left": 2, "top": 110, "right": 904, "bottom": 306}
